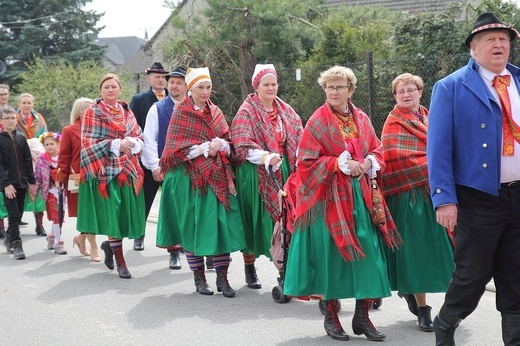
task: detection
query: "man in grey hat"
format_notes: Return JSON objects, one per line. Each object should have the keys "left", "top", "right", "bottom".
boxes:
{"left": 130, "top": 62, "right": 168, "bottom": 251}
{"left": 428, "top": 12, "right": 520, "bottom": 346}
{"left": 142, "top": 66, "right": 187, "bottom": 268}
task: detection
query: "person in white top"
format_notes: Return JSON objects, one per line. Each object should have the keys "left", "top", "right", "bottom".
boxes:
{"left": 142, "top": 66, "right": 187, "bottom": 270}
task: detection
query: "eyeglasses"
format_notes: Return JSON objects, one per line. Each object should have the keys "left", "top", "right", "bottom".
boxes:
{"left": 396, "top": 88, "right": 418, "bottom": 96}
{"left": 1, "top": 116, "right": 16, "bottom": 120}
{"left": 325, "top": 85, "right": 349, "bottom": 92}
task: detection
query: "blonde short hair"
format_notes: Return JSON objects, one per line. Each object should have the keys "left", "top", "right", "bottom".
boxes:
{"left": 70, "top": 97, "right": 95, "bottom": 124}
{"left": 391, "top": 73, "right": 424, "bottom": 95}
{"left": 317, "top": 66, "right": 357, "bottom": 92}
{"left": 18, "top": 93, "right": 34, "bottom": 103}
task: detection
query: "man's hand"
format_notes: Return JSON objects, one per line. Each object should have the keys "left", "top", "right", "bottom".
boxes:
{"left": 4, "top": 184, "right": 16, "bottom": 199}
{"left": 152, "top": 168, "right": 164, "bottom": 182}
{"left": 436, "top": 204, "right": 458, "bottom": 229}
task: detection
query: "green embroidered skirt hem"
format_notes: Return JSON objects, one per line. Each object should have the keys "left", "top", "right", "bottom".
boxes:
{"left": 76, "top": 178, "right": 145, "bottom": 239}
{"left": 156, "top": 167, "right": 246, "bottom": 256}
{"left": 284, "top": 179, "right": 392, "bottom": 301}
{"left": 385, "top": 186, "right": 454, "bottom": 294}
{"left": 235, "top": 160, "right": 289, "bottom": 259}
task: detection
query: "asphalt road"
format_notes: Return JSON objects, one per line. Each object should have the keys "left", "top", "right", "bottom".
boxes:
{"left": 0, "top": 192, "right": 503, "bottom": 345}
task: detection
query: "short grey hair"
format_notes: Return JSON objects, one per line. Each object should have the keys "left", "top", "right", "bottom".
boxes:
{"left": 317, "top": 66, "right": 357, "bottom": 92}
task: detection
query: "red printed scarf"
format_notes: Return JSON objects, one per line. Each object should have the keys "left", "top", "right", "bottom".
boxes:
{"left": 230, "top": 94, "right": 303, "bottom": 220}
{"left": 160, "top": 97, "right": 233, "bottom": 210}
{"left": 292, "top": 102, "right": 400, "bottom": 261}
{"left": 381, "top": 105, "right": 429, "bottom": 196}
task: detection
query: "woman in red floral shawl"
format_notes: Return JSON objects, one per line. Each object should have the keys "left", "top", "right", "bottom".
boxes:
{"left": 77, "top": 73, "right": 145, "bottom": 279}
{"left": 230, "top": 64, "right": 303, "bottom": 290}
{"left": 158, "top": 67, "right": 245, "bottom": 298}
{"left": 284, "top": 66, "right": 401, "bottom": 342}
{"left": 381, "top": 73, "right": 454, "bottom": 332}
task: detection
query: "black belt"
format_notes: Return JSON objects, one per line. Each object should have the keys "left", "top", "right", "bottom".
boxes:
{"left": 501, "top": 180, "right": 520, "bottom": 188}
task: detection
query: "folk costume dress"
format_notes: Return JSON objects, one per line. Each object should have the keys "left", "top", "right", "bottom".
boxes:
{"left": 76, "top": 100, "right": 145, "bottom": 239}
{"left": 381, "top": 104, "right": 454, "bottom": 294}
{"left": 17, "top": 110, "right": 47, "bottom": 213}
{"left": 58, "top": 120, "right": 81, "bottom": 217}
{"left": 157, "top": 97, "right": 245, "bottom": 256}
{"left": 34, "top": 152, "right": 61, "bottom": 223}
{"left": 284, "top": 102, "right": 401, "bottom": 300}
{"left": 230, "top": 94, "right": 302, "bottom": 258}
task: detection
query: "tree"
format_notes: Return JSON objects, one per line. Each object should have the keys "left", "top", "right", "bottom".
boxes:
{"left": 16, "top": 58, "right": 134, "bottom": 131}
{"left": 162, "top": 0, "right": 323, "bottom": 120}
{"left": 288, "top": 5, "right": 399, "bottom": 124}
{"left": 0, "top": 0, "right": 104, "bottom": 82}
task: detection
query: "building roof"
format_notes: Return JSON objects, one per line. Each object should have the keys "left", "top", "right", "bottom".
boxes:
{"left": 94, "top": 36, "right": 147, "bottom": 68}
{"left": 323, "top": 0, "right": 475, "bottom": 14}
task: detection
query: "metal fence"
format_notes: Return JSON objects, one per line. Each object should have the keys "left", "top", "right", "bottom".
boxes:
{"left": 130, "top": 49, "right": 520, "bottom": 136}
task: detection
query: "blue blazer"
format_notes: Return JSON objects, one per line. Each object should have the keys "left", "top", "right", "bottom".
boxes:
{"left": 427, "top": 58, "right": 520, "bottom": 208}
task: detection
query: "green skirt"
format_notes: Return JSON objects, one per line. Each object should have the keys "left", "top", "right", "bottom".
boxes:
{"left": 284, "top": 179, "right": 391, "bottom": 300}
{"left": 235, "top": 160, "right": 289, "bottom": 258}
{"left": 156, "top": 167, "right": 246, "bottom": 256}
{"left": 385, "top": 187, "right": 454, "bottom": 294}
{"left": 76, "top": 178, "right": 145, "bottom": 239}
{"left": 0, "top": 194, "right": 7, "bottom": 218}
{"left": 24, "top": 190, "right": 45, "bottom": 212}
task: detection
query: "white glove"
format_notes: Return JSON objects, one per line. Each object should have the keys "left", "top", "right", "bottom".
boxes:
{"left": 263, "top": 153, "right": 281, "bottom": 173}
{"left": 338, "top": 150, "right": 352, "bottom": 175}
{"left": 186, "top": 141, "right": 210, "bottom": 159}
{"left": 213, "top": 137, "right": 230, "bottom": 156}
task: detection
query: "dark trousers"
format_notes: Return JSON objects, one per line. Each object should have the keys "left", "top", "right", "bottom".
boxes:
{"left": 2, "top": 187, "right": 27, "bottom": 243}
{"left": 440, "top": 184, "right": 520, "bottom": 320}
{"left": 143, "top": 166, "right": 161, "bottom": 225}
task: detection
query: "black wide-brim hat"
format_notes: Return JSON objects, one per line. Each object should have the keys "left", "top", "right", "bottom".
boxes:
{"left": 165, "top": 66, "right": 187, "bottom": 81}
{"left": 145, "top": 62, "right": 168, "bottom": 74}
{"left": 465, "top": 12, "right": 519, "bottom": 47}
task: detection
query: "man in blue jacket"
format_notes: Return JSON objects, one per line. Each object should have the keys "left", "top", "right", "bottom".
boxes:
{"left": 428, "top": 13, "right": 520, "bottom": 346}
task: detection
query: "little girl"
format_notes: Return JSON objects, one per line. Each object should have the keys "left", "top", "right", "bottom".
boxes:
{"left": 34, "top": 132, "right": 67, "bottom": 255}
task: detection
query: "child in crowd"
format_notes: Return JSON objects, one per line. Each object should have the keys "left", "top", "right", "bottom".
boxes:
{"left": 0, "top": 106, "right": 36, "bottom": 259}
{"left": 34, "top": 132, "right": 67, "bottom": 255}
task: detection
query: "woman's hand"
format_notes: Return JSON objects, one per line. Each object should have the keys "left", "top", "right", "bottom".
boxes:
{"left": 208, "top": 138, "right": 223, "bottom": 157}
{"left": 120, "top": 138, "right": 134, "bottom": 156}
{"left": 347, "top": 160, "right": 365, "bottom": 177}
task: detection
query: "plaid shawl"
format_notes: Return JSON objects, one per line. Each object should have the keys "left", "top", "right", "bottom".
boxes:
{"left": 16, "top": 110, "right": 47, "bottom": 139}
{"left": 80, "top": 100, "right": 143, "bottom": 196}
{"left": 159, "top": 97, "right": 233, "bottom": 210}
{"left": 230, "top": 94, "right": 303, "bottom": 221}
{"left": 381, "top": 105, "right": 429, "bottom": 196}
{"left": 292, "top": 102, "right": 400, "bottom": 261}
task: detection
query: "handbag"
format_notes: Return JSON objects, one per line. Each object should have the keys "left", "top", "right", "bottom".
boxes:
{"left": 67, "top": 168, "right": 80, "bottom": 194}
{"left": 370, "top": 179, "right": 386, "bottom": 227}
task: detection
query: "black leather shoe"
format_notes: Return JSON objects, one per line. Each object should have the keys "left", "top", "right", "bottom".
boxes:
{"left": 372, "top": 298, "right": 383, "bottom": 309}
{"left": 418, "top": 306, "right": 434, "bottom": 332}
{"left": 398, "top": 293, "right": 419, "bottom": 316}
{"left": 35, "top": 226, "right": 47, "bottom": 237}
{"left": 244, "top": 264, "right": 262, "bottom": 289}
{"left": 117, "top": 266, "right": 132, "bottom": 279}
{"left": 100, "top": 241, "right": 114, "bottom": 270}
{"left": 19, "top": 221, "right": 28, "bottom": 226}
{"left": 434, "top": 315, "right": 460, "bottom": 346}
{"left": 168, "top": 250, "right": 181, "bottom": 270}
{"left": 193, "top": 269, "right": 214, "bottom": 295}
{"left": 133, "top": 237, "right": 144, "bottom": 251}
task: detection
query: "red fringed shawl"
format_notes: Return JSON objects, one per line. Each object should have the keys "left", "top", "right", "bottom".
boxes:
{"left": 230, "top": 94, "right": 303, "bottom": 221}
{"left": 159, "top": 97, "right": 233, "bottom": 210}
{"left": 381, "top": 105, "right": 429, "bottom": 196}
{"left": 292, "top": 102, "right": 400, "bottom": 261}
{"left": 80, "top": 100, "right": 143, "bottom": 196}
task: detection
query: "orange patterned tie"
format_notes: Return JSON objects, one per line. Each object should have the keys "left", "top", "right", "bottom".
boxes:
{"left": 493, "top": 75, "right": 520, "bottom": 156}
{"left": 155, "top": 91, "right": 165, "bottom": 101}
